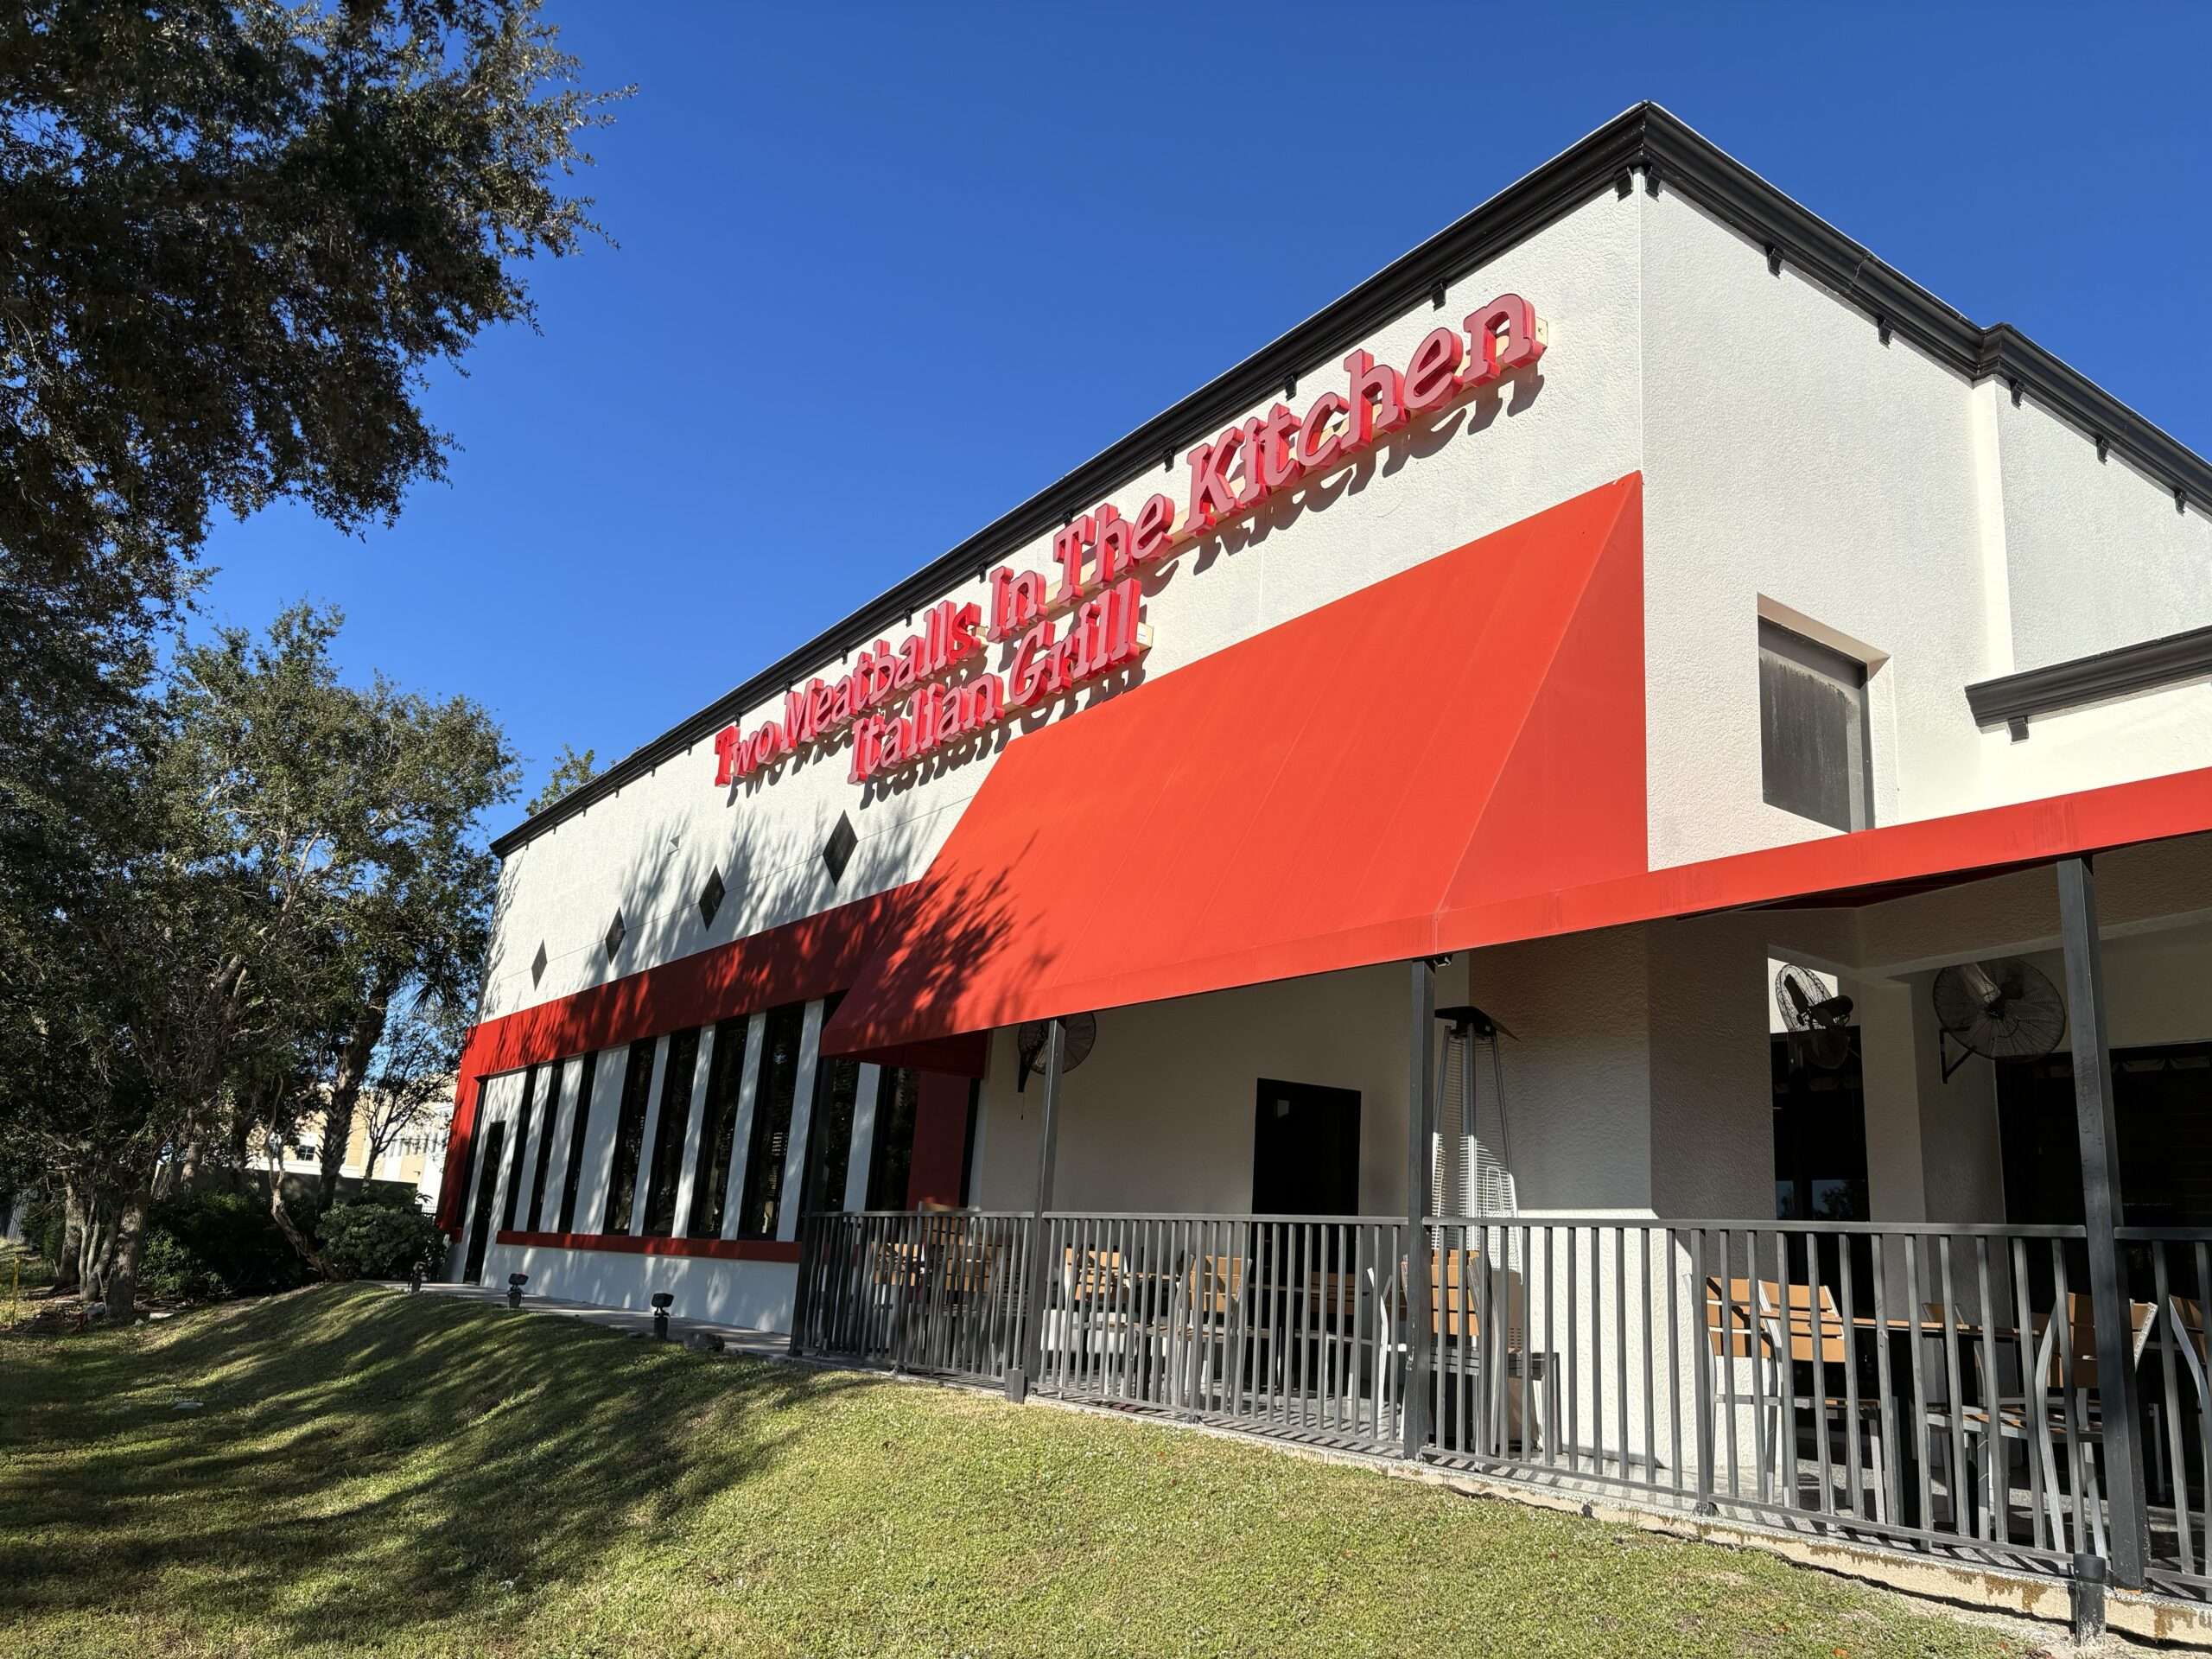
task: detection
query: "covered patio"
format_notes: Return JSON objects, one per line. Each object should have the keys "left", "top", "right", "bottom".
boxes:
{"left": 796, "top": 578, "right": 2212, "bottom": 1606}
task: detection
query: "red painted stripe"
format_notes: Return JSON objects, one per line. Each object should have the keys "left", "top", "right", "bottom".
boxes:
{"left": 495, "top": 1230, "right": 802, "bottom": 1265}
{"left": 437, "top": 885, "right": 912, "bottom": 1232}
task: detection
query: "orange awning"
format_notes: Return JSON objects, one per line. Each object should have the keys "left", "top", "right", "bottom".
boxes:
{"left": 823, "top": 474, "right": 1650, "bottom": 1056}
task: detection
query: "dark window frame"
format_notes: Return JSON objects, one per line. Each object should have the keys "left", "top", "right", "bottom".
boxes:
{"left": 640, "top": 1027, "right": 702, "bottom": 1236}
{"left": 686, "top": 1016, "right": 753, "bottom": 1237}
{"left": 735, "top": 1001, "right": 809, "bottom": 1240}
{"left": 865, "top": 1065, "right": 922, "bottom": 1212}
{"left": 1758, "top": 616, "right": 1874, "bottom": 834}
{"left": 556, "top": 1050, "right": 599, "bottom": 1234}
{"left": 601, "top": 1037, "right": 658, "bottom": 1235}
{"left": 525, "top": 1058, "right": 563, "bottom": 1232}
{"left": 499, "top": 1064, "right": 540, "bottom": 1234}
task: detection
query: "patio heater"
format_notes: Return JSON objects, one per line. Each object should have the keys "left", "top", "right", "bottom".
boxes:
{"left": 1433, "top": 1005, "right": 1518, "bottom": 1256}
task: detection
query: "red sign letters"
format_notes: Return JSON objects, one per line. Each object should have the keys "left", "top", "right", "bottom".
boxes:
{"left": 714, "top": 295, "right": 1544, "bottom": 791}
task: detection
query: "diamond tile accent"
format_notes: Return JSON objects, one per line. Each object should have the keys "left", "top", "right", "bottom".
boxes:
{"left": 531, "top": 940, "right": 549, "bottom": 987}
{"left": 822, "top": 811, "right": 858, "bottom": 885}
{"left": 604, "top": 909, "right": 626, "bottom": 959}
{"left": 697, "top": 868, "right": 726, "bottom": 928}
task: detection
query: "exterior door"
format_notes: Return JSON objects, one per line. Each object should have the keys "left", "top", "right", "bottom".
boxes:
{"left": 1251, "top": 1079, "right": 1361, "bottom": 1216}
{"left": 461, "top": 1120, "right": 506, "bottom": 1286}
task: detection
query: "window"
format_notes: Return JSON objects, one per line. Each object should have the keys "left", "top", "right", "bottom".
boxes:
{"left": 556, "top": 1051, "right": 599, "bottom": 1234}
{"left": 601, "top": 1037, "right": 658, "bottom": 1234}
{"left": 798, "top": 995, "right": 861, "bottom": 1218}
{"left": 735, "top": 1001, "right": 809, "bottom": 1238}
{"left": 865, "top": 1066, "right": 923, "bottom": 1211}
{"left": 640, "top": 1027, "right": 702, "bottom": 1236}
{"left": 500, "top": 1065, "right": 539, "bottom": 1233}
{"left": 1758, "top": 617, "right": 1872, "bottom": 833}
{"left": 686, "top": 1017, "right": 753, "bottom": 1237}
{"left": 525, "top": 1060, "right": 563, "bottom": 1232}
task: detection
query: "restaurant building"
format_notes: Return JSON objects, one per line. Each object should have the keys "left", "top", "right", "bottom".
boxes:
{"left": 438, "top": 106, "right": 2212, "bottom": 1609}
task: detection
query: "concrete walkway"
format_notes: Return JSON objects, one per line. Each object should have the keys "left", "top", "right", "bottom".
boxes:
{"left": 385, "top": 1280, "right": 793, "bottom": 1358}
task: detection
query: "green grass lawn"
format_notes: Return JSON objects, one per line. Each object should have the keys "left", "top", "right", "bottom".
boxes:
{"left": 0, "top": 1283, "right": 2056, "bottom": 1658}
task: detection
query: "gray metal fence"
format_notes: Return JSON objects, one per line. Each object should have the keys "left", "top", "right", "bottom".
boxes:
{"left": 795, "top": 1209, "right": 2212, "bottom": 1595}
{"left": 791, "top": 1209, "right": 1034, "bottom": 1382}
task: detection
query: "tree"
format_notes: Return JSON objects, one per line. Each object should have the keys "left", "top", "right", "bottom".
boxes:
{"left": 526, "top": 745, "right": 601, "bottom": 815}
{"left": 0, "top": 1, "right": 613, "bottom": 1318}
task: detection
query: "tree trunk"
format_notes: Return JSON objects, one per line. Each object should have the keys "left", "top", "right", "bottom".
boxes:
{"left": 105, "top": 1192, "right": 149, "bottom": 1324}
{"left": 53, "top": 1187, "right": 83, "bottom": 1292}
{"left": 267, "top": 1148, "right": 328, "bottom": 1279}
{"left": 81, "top": 1198, "right": 118, "bottom": 1304}
{"left": 320, "top": 984, "right": 397, "bottom": 1199}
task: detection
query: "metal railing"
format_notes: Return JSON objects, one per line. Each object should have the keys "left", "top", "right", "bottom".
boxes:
{"left": 792, "top": 1210, "right": 1034, "bottom": 1382}
{"left": 2120, "top": 1228, "right": 2212, "bottom": 1598}
{"left": 1034, "top": 1214, "right": 1409, "bottom": 1452}
{"left": 795, "top": 1210, "right": 2212, "bottom": 1595}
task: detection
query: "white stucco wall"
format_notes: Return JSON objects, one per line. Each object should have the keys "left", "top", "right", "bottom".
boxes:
{"left": 481, "top": 191, "right": 1647, "bottom": 1026}
{"left": 1642, "top": 189, "right": 2212, "bottom": 873}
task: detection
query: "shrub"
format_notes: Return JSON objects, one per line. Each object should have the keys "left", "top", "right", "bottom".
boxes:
{"left": 137, "top": 1230, "right": 229, "bottom": 1302}
{"left": 317, "top": 1202, "right": 447, "bottom": 1281}
{"left": 147, "top": 1189, "right": 315, "bottom": 1299}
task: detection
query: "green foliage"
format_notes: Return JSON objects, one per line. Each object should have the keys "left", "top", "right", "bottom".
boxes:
{"left": 316, "top": 1202, "right": 448, "bottom": 1282}
{"left": 145, "top": 1191, "right": 315, "bottom": 1300}
{"left": 136, "top": 1231, "right": 229, "bottom": 1305}
{"left": 0, "top": 1, "right": 614, "bottom": 1320}
{"left": 525, "top": 744, "right": 601, "bottom": 816}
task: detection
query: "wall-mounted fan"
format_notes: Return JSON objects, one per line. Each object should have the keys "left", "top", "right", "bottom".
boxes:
{"left": 1932, "top": 957, "right": 2066, "bottom": 1081}
{"left": 1016, "top": 1012, "right": 1098, "bottom": 1091}
{"left": 1775, "top": 962, "right": 1855, "bottom": 1072}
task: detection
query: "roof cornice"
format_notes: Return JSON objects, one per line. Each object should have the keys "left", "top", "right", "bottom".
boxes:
{"left": 494, "top": 102, "right": 2210, "bottom": 856}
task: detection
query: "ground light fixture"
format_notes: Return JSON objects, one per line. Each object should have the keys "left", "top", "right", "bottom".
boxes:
{"left": 506, "top": 1272, "right": 528, "bottom": 1310}
{"left": 651, "top": 1292, "right": 674, "bottom": 1340}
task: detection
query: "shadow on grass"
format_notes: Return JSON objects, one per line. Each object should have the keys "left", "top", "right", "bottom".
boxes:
{"left": 0, "top": 1282, "right": 871, "bottom": 1649}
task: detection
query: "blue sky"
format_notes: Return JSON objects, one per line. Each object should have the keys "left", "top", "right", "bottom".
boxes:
{"left": 194, "top": 3, "right": 2211, "bottom": 831}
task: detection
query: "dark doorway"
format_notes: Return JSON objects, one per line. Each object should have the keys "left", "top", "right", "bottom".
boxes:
{"left": 1770, "top": 1033, "right": 1872, "bottom": 1304}
{"left": 1251, "top": 1079, "right": 1361, "bottom": 1217}
{"left": 462, "top": 1120, "right": 506, "bottom": 1286}
{"left": 1999, "top": 1040, "right": 2212, "bottom": 1231}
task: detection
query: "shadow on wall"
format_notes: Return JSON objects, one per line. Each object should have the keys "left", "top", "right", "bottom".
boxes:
{"left": 0, "top": 1285, "right": 873, "bottom": 1648}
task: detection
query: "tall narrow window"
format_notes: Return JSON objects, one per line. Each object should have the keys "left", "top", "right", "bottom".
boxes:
{"left": 865, "top": 1066, "right": 922, "bottom": 1211}
{"left": 525, "top": 1059, "right": 563, "bottom": 1232}
{"left": 499, "top": 1065, "right": 540, "bottom": 1233}
{"left": 640, "top": 1027, "right": 701, "bottom": 1236}
{"left": 556, "top": 1051, "right": 599, "bottom": 1234}
{"left": 1758, "top": 617, "right": 1872, "bottom": 833}
{"left": 736, "top": 1001, "right": 808, "bottom": 1238}
{"left": 799, "top": 995, "right": 861, "bottom": 1219}
{"left": 687, "top": 1016, "right": 752, "bottom": 1237}
{"left": 601, "top": 1037, "right": 658, "bottom": 1234}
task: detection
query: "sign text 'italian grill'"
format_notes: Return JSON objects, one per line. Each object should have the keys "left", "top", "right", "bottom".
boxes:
{"left": 712, "top": 295, "right": 1545, "bottom": 789}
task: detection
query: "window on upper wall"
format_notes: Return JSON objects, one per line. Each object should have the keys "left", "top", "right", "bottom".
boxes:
{"left": 1758, "top": 617, "right": 1872, "bottom": 833}
{"left": 556, "top": 1051, "right": 599, "bottom": 1234}
{"left": 686, "top": 1016, "right": 753, "bottom": 1237}
{"left": 640, "top": 1027, "right": 701, "bottom": 1236}
{"left": 735, "top": 1001, "right": 809, "bottom": 1238}
{"left": 601, "top": 1038, "right": 658, "bottom": 1234}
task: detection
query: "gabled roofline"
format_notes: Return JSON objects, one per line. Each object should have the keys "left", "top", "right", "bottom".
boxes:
{"left": 493, "top": 101, "right": 2212, "bottom": 857}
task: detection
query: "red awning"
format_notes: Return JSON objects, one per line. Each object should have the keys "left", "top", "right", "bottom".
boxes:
{"left": 823, "top": 474, "right": 1651, "bottom": 1058}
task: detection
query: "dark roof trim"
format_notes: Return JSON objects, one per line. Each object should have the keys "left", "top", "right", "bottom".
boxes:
{"left": 495, "top": 102, "right": 2212, "bottom": 856}
{"left": 1966, "top": 621, "right": 2212, "bottom": 733}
